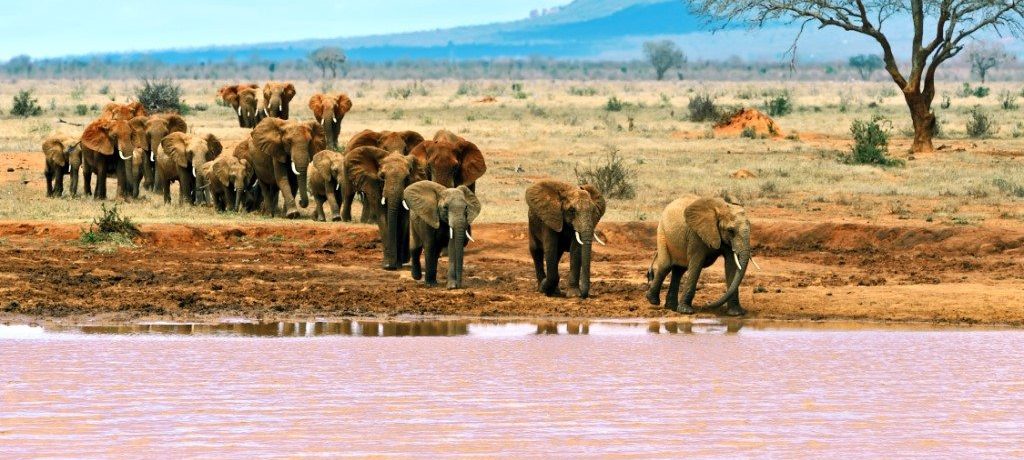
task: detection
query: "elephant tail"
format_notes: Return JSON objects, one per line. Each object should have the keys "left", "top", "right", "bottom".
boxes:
{"left": 646, "top": 252, "right": 657, "bottom": 284}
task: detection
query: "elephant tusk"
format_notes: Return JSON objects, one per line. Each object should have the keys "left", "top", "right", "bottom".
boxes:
{"left": 465, "top": 231, "right": 475, "bottom": 242}
{"left": 321, "top": 118, "right": 325, "bottom": 125}
{"left": 117, "top": 148, "right": 130, "bottom": 160}
{"left": 380, "top": 196, "right": 386, "bottom": 206}
{"left": 279, "top": 104, "right": 283, "bottom": 112}
{"left": 751, "top": 257, "right": 762, "bottom": 270}
{"left": 333, "top": 117, "right": 338, "bottom": 124}
{"left": 150, "top": 151, "right": 155, "bottom": 162}
{"left": 291, "top": 162, "right": 299, "bottom": 175}
{"left": 263, "top": 108, "right": 269, "bottom": 117}
{"left": 594, "top": 233, "right": 606, "bottom": 246}
{"left": 733, "top": 252, "right": 744, "bottom": 271}
{"left": 192, "top": 167, "right": 197, "bottom": 178}
{"left": 237, "top": 107, "right": 242, "bottom": 116}
{"left": 67, "top": 163, "right": 71, "bottom": 173}
{"left": 402, "top": 200, "right": 409, "bottom": 211}
{"left": 336, "top": 181, "right": 340, "bottom": 191}
{"left": 575, "top": 231, "right": 584, "bottom": 246}
{"left": 449, "top": 227, "right": 453, "bottom": 239}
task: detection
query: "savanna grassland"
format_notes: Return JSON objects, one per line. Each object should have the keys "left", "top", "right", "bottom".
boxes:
{"left": 0, "top": 78, "right": 1022, "bottom": 325}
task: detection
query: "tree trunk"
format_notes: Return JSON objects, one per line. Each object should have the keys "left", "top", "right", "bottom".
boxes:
{"left": 905, "top": 93, "right": 935, "bottom": 154}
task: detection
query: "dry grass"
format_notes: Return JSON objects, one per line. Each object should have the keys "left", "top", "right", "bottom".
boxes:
{"left": 1, "top": 79, "right": 1023, "bottom": 226}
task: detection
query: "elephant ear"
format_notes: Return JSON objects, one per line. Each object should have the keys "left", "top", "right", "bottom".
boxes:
{"left": 345, "top": 147, "right": 387, "bottom": 191}
{"left": 335, "top": 94, "right": 353, "bottom": 117}
{"left": 81, "top": 120, "right": 113, "bottom": 155}
{"left": 308, "top": 94, "right": 325, "bottom": 121}
{"left": 283, "top": 83, "right": 297, "bottom": 102}
{"left": 455, "top": 140, "right": 486, "bottom": 186}
{"left": 400, "top": 131, "right": 425, "bottom": 154}
{"left": 458, "top": 185, "right": 482, "bottom": 224}
{"left": 165, "top": 114, "right": 187, "bottom": 134}
{"left": 407, "top": 140, "right": 431, "bottom": 164}
{"left": 251, "top": 118, "right": 287, "bottom": 162}
{"left": 406, "top": 154, "right": 427, "bottom": 183}
{"left": 126, "top": 102, "right": 147, "bottom": 118}
{"left": 526, "top": 181, "right": 568, "bottom": 232}
{"left": 162, "top": 133, "right": 191, "bottom": 169}
{"left": 306, "top": 120, "right": 327, "bottom": 152}
{"left": 685, "top": 198, "right": 723, "bottom": 250}
{"left": 403, "top": 181, "right": 446, "bottom": 229}
{"left": 347, "top": 129, "right": 381, "bottom": 152}
{"left": 128, "top": 116, "right": 149, "bottom": 146}
{"left": 580, "top": 184, "right": 607, "bottom": 223}
{"left": 204, "top": 134, "right": 223, "bottom": 159}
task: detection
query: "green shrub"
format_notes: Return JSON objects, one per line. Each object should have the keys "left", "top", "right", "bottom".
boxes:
{"left": 568, "top": 86, "right": 598, "bottom": 96}
{"left": 687, "top": 93, "right": 718, "bottom": 122}
{"left": 605, "top": 96, "right": 625, "bottom": 112}
{"left": 992, "top": 178, "right": 1024, "bottom": 198}
{"left": 763, "top": 92, "right": 793, "bottom": 117}
{"left": 740, "top": 126, "right": 758, "bottom": 139}
{"left": 966, "top": 106, "right": 996, "bottom": 138}
{"left": 846, "top": 116, "right": 903, "bottom": 166}
{"left": 70, "top": 84, "right": 86, "bottom": 101}
{"left": 80, "top": 204, "right": 140, "bottom": 246}
{"left": 10, "top": 90, "right": 43, "bottom": 117}
{"left": 958, "top": 82, "right": 990, "bottom": 98}
{"left": 573, "top": 148, "right": 636, "bottom": 199}
{"left": 999, "top": 91, "right": 1018, "bottom": 110}
{"left": 511, "top": 82, "right": 528, "bottom": 99}
{"left": 74, "top": 104, "right": 89, "bottom": 116}
{"left": 455, "top": 82, "right": 478, "bottom": 96}
{"left": 135, "top": 78, "right": 183, "bottom": 113}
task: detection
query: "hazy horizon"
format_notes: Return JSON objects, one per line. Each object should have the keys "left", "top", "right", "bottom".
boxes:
{"left": 0, "top": 0, "right": 569, "bottom": 60}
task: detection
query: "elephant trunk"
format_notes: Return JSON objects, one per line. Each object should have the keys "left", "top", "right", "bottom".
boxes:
{"left": 290, "top": 145, "right": 310, "bottom": 209}
{"left": 447, "top": 225, "right": 467, "bottom": 289}
{"left": 699, "top": 246, "right": 750, "bottom": 310}
{"left": 579, "top": 239, "right": 593, "bottom": 299}
{"left": 69, "top": 164, "right": 79, "bottom": 197}
{"left": 383, "top": 200, "right": 400, "bottom": 270}
{"left": 234, "top": 185, "right": 244, "bottom": 212}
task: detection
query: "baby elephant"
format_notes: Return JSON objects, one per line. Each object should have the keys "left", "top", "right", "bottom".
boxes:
{"left": 201, "top": 154, "right": 253, "bottom": 212}
{"left": 526, "top": 180, "right": 606, "bottom": 299}
{"left": 41, "top": 134, "right": 83, "bottom": 197}
{"left": 307, "top": 150, "right": 346, "bottom": 221}
{"left": 403, "top": 181, "right": 482, "bottom": 289}
{"left": 646, "top": 197, "right": 753, "bottom": 316}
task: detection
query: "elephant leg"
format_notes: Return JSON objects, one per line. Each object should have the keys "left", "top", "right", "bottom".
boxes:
{"left": 221, "top": 189, "right": 232, "bottom": 212}
{"left": 665, "top": 266, "right": 685, "bottom": 311}
{"left": 162, "top": 178, "right": 172, "bottom": 204}
{"left": 327, "top": 190, "right": 342, "bottom": 222}
{"left": 646, "top": 259, "right": 673, "bottom": 307}
{"left": 423, "top": 241, "right": 439, "bottom": 287}
{"left": 567, "top": 241, "right": 582, "bottom": 297}
{"left": 529, "top": 239, "right": 545, "bottom": 291}
{"left": 45, "top": 167, "right": 54, "bottom": 197}
{"left": 83, "top": 165, "right": 93, "bottom": 197}
{"left": 258, "top": 183, "right": 273, "bottom": 216}
{"left": 540, "top": 234, "right": 562, "bottom": 297}
{"left": 178, "top": 168, "right": 193, "bottom": 205}
{"left": 340, "top": 184, "right": 354, "bottom": 222}
{"left": 142, "top": 157, "right": 153, "bottom": 191}
{"left": 55, "top": 170, "right": 65, "bottom": 197}
{"left": 115, "top": 159, "right": 128, "bottom": 199}
{"left": 273, "top": 162, "right": 298, "bottom": 218}
{"left": 95, "top": 158, "right": 108, "bottom": 200}
{"left": 410, "top": 235, "right": 423, "bottom": 281}
{"left": 314, "top": 196, "right": 326, "bottom": 221}
{"left": 70, "top": 166, "right": 80, "bottom": 198}
{"left": 677, "top": 259, "right": 705, "bottom": 315}
{"left": 723, "top": 250, "right": 747, "bottom": 317}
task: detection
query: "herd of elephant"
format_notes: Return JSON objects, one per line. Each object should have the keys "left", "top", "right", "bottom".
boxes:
{"left": 39, "top": 82, "right": 753, "bottom": 316}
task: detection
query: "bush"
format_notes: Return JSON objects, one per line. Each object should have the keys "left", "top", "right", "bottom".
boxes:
{"left": 846, "top": 116, "right": 903, "bottom": 166}
{"left": 605, "top": 96, "right": 625, "bottom": 112}
{"left": 135, "top": 78, "right": 183, "bottom": 113}
{"left": 763, "top": 92, "right": 793, "bottom": 117}
{"left": 455, "top": 82, "right": 478, "bottom": 96}
{"left": 568, "top": 86, "right": 598, "bottom": 96}
{"left": 10, "top": 90, "right": 43, "bottom": 117}
{"left": 958, "top": 82, "right": 990, "bottom": 98}
{"left": 80, "top": 204, "right": 140, "bottom": 245}
{"left": 74, "top": 104, "right": 89, "bottom": 116}
{"left": 573, "top": 148, "right": 637, "bottom": 199}
{"left": 966, "top": 106, "right": 996, "bottom": 138}
{"left": 992, "top": 178, "right": 1024, "bottom": 198}
{"left": 999, "top": 91, "right": 1018, "bottom": 110}
{"left": 687, "top": 93, "right": 718, "bottom": 122}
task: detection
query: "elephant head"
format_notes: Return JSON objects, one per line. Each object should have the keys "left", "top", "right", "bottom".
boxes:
{"left": 238, "top": 87, "right": 260, "bottom": 128}
{"left": 347, "top": 129, "right": 424, "bottom": 156}
{"left": 685, "top": 198, "right": 752, "bottom": 310}
{"left": 526, "top": 181, "right": 607, "bottom": 298}
{"left": 161, "top": 132, "right": 223, "bottom": 204}
{"left": 308, "top": 93, "right": 353, "bottom": 150}
{"left": 409, "top": 134, "right": 486, "bottom": 189}
{"left": 127, "top": 113, "right": 187, "bottom": 196}
{"left": 218, "top": 84, "right": 257, "bottom": 126}
{"left": 262, "top": 82, "right": 297, "bottom": 120}
{"left": 206, "top": 154, "right": 252, "bottom": 211}
{"left": 100, "top": 102, "right": 147, "bottom": 121}
{"left": 346, "top": 146, "right": 425, "bottom": 270}
{"left": 251, "top": 117, "right": 326, "bottom": 214}
{"left": 404, "top": 181, "right": 482, "bottom": 289}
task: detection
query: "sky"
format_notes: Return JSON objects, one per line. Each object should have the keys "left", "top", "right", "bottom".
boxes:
{"left": 0, "top": 0, "right": 569, "bottom": 60}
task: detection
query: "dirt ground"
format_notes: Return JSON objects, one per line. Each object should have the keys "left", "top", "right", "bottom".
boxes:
{"left": 1, "top": 214, "right": 1022, "bottom": 326}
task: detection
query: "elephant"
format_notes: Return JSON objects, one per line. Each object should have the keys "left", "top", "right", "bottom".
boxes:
{"left": 218, "top": 84, "right": 258, "bottom": 127}
{"left": 41, "top": 134, "right": 83, "bottom": 198}
{"left": 404, "top": 181, "right": 481, "bottom": 289}
{"left": 526, "top": 180, "right": 607, "bottom": 299}
{"left": 231, "top": 139, "right": 263, "bottom": 212}
{"left": 307, "top": 150, "right": 346, "bottom": 222}
{"left": 157, "top": 132, "right": 223, "bottom": 205}
{"left": 308, "top": 93, "right": 353, "bottom": 150}
{"left": 127, "top": 113, "right": 187, "bottom": 196}
{"left": 261, "top": 82, "right": 296, "bottom": 120}
{"left": 345, "top": 146, "right": 426, "bottom": 270}
{"left": 100, "top": 102, "right": 147, "bottom": 121}
{"left": 80, "top": 116, "right": 144, "bottom": 200}
{"left": 200, "top": 153, "right": 252, "bottom": 212}
{"left": 645, "top": 197, "right": 752, "bottom": 317}
{"left": 409, "top": 129, "right": 487, "bottom": 191}
{"left": 342, "top": 129, "right": 424, "bottom": 222}
{"left": 238, "top": 86, "right": 261, "bottom": 128}
{"left": 249, "top": 117, "right": 326, "bottom": 218}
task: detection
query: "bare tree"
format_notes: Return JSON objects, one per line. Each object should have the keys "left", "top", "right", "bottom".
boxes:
{"left": 309, "top": 46, "right": 347, "bottom": 79}
{"left": 643, "top": 40, "right": 686, "bottom": 80}
{"left": 965, "top": 40, "right": 1012, "bottom": 83}
{"left": 693, "top": 1, "right": 1024, "bottom": 153}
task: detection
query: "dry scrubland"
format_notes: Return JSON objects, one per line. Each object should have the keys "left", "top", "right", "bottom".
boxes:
{"left": 0, "top": 79, "right": 1023, "bottom": 325}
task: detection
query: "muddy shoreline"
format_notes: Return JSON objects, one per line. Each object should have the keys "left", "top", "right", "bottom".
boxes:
{"left": 1, "top": 220, "right": 1022, "bottom": 326}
